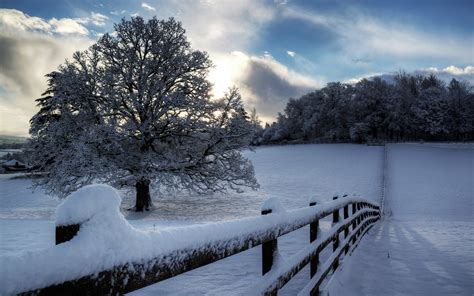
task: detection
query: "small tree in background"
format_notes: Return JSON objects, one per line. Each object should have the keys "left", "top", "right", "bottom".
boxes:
{"left": 29, "top": 17, "right": 258, "bottom": 211}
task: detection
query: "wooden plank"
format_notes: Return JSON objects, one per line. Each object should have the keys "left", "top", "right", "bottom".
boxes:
{"left": 300, "top": 217, "right": 379, "bottom": 296}
{"left": 332, "top": 196, "right": 340, "bottom": 271}
{"left": 262, "top": 212, "right": 380, "bottom": 295}
{"left": 343, "top": 205, "right": 349, "bottom": 254}
{"left": 262, "top": 209, "right": 277, "bottom": 275}
{"left": 55, "top": 224, "right": 80, "bottom": 245}
{"left": 309, "top": 202, "right": 319, "bottom": 279}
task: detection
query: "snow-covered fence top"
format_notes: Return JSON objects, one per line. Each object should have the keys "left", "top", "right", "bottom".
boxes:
{"left": 0, "top": 185, "right": 380, "bottom": 295}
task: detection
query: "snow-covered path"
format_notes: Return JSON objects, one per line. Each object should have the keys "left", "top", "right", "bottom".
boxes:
{"left": 327, "top": 219, "right": 474, "bottom": 295}
{"left": 327, "top": 144, "right": 474, "bottom": 295}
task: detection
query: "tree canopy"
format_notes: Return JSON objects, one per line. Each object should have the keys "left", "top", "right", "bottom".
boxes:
{"left": 260, "top": 73, "right": 473, "bottom": 144}
{"left": 29, "top": 17, "right": 258, "bottom": 211}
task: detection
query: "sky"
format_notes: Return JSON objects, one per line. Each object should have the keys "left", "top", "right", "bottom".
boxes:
{"left": 0, "top": 0, "right": 473, "bottom": 136}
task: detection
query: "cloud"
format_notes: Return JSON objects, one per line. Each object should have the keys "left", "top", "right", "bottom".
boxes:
{"left": 0, "top": 9, "right": 94, "bottom": 136}
{"left": 149, "top": 1, "right": 300, "bottom": 121}
{"left": 0, "top": 9, "right": 51, "bottom": 32}
{"left": 281, "top": 6, "right": 473, "bottom": 62}
{"left": 417, "top": 65, "right": 474, "bottom": 84}
{"left": 0, "top": 3, "right": 315, "bottom": 133}
{"left": 210, "top": 51, "right": 321, "bottom": 122}
{"left": 344, "top": 65, "right": 474, "bottom": 85}
{"left": 89, "top": 12, "right": 109, "bottom": 26}
{"left": 160, "top": 0, "right": 275, "bottom": 53}
{"left": 49, "top": 18, "right": 89, "bottom": 35}
{"left": 441, "top": 65, "right": 474, "bottom": 75}
{"left": 287, "top": 50, "right": 296, "bottom": 57}
{"left": 110, "top": 10, "right": 127, "bottom": 16}
{"left": 343, "top": 72, "right": 382, "bottom": 85}
{"left": 0, "top": 9, "right": 89, "bottom": 35}
{"left": 141, "top": 3, "right": 156, "bottom": 12}
{"left": 75, "top": 12, "right": 109, "bottom": 27}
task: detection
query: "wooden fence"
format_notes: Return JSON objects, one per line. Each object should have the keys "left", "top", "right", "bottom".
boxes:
{"left": 21, "top": 196, "right": 380, "bottom": 295}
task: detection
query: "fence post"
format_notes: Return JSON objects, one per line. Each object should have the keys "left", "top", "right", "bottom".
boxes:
{"left": 351, "top": 203, "right": 357, "bottom": 244}
{"left": 357, "top": 202, "right": 362, "bottom": 225}
{"left": 56, "top": 224, "right": 81, "bottom": 245}
{"left": 262, "top": 209, "right": 277, "bottom": 275}
{"left": 309, "top": 201, "right": 319, "bottom": 281}
{"left": 343, "top": 203, "right": 349, "bottom": 254}
{"left": 332, "top": 195, "right": 340, "bottom": 271}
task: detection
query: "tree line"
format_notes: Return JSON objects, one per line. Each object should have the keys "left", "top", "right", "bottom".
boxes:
{"left": 255, "top": 73, "right": 473, "bottom": 144}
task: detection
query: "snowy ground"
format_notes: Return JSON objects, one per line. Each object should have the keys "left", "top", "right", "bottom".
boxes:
{"left": 0, "top": 144, "right": 382, "bottom": 295}
{"left": 0, "top": 149, "right": 22, "bottom": 158}
{"left": 326, "top": 143, "right": 474, "bottom": 295}
{"left": 1, "top": 143, "right": 471, "bottom": 295}
{"left": 0, "top": 144, "right": 383, "bottom": 250}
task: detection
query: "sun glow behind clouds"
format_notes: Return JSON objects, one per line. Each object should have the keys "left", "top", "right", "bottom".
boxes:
{"left": 1, "top": 0, "right": 473, "bottom": 136}
{"left": 208, "top": 52, "right": 248, "bottom": 98}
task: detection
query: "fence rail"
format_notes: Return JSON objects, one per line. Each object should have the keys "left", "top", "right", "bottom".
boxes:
{"left": 18, "top": 195, "right": 380, "bottom": 296}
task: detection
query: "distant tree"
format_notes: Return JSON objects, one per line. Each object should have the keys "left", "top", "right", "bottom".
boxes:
{"left": 282, "top": 98, "right": 306, "bottom": 140}
{"left": 260, "top": 72, "right": 473, "bottom": 144}
{"left": 413, "top": 82, "right": 448, "bottom": 137}
{"left": 319, "top": 82, "right": 352, "bottom": 141}
{"left": 29, "top": 17, "right": 258, "bottom": 211}
{"left": 261, "top": 122, "right": 279, "bottom": 143}
{"left": 352, "top": 78, "right": 390, "bottom": 139}
{"left": 447, "top": 79, "right": 473, "bottom": 140}
{"left": 349, "top": 122, "right": 369, "bottom": 143}
{"left": 249, "top": 108, "right": 264, "bottom": 145}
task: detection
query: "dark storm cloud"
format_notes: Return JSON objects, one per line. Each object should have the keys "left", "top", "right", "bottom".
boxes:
{"left": 237, "top": 56, "right": 318, "bottom": 119}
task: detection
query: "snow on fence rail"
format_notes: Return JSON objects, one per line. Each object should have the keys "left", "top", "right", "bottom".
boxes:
{"left": 1, "top": 185, "right": 381, "bottom": 295}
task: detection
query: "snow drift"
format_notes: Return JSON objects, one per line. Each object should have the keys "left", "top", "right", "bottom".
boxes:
{"left": 0, "top": 184, "right": 379, "bottom": 295}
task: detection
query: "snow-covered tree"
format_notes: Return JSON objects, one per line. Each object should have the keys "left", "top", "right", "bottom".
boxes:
{"left": 447, "top": 78, "right": 474, "bottom": 140}
{"left": 29, "top": 17, "right": 258, "bottom": 211}
{"left": 249, "top": 108, "right": 264, "bottom": 145}
{"left": 351, "top": 78, "right": 390, "bottom": 139}
{"left": 259, "top": 71, "right": 473, "bottom": 144}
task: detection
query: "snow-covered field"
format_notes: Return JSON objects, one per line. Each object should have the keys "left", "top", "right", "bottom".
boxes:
{"left": 0, "top": 144, "right": 383, "bottom": 251}
{"left": 0, "top": 143, "right": 472, "bottom": 295}
{"left": 0, "top": 144, "right": 382, "bottom": 295}
{"left": 326, "top": 143, "right": 474, "bottom": 295}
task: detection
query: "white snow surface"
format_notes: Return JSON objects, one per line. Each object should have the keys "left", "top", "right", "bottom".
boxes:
{"left": 56, "top": 184, "right": 122, "bottom": 226}
{"left": 384, "top": 143, "right": 473, "bottom": 220}
{"left": 0, "top": 144, "right": 384, "bottom": 295}
{"left": 0, "top": 183, "right": 376, "bottom": 295}
{"left": 326, "top": 143, "right": 474, "bottom": 295}
{"left": 261, "top": 197, "right": 286, "bottom": 213}
{"left": 5, "top": 143, "right": 471, "bottom": 295}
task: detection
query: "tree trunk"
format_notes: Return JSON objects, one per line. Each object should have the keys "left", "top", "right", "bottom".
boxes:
{"left": 135, "top": 179, "right": 152, "bottom": 212}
